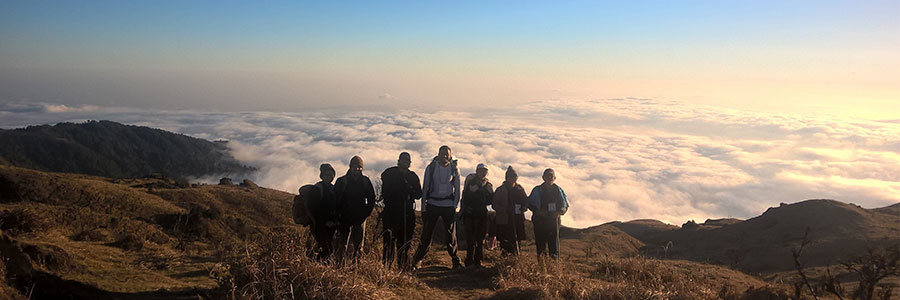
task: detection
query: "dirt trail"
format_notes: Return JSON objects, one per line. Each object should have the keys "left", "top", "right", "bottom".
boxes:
{"left": 413, "top": 255, "right": 499, "bottom": 299}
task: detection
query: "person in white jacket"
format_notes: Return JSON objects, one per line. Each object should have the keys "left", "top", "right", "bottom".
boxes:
{"left": 410, "top": 145, "right": 462, "bottom": 270}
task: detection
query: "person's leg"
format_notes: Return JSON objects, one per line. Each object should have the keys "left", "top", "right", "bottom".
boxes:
{"left": 533, "top": 216, "right": 548, "bottom": 257}
{"left": 314, "top": 223, "right": 334, "bottom": 260}
{"left": 472, "top": 217, "right": 486, "bottom": 266}
{"left": 335, "top": 225, "right": 351, "bottom": 263}
{"left": 497, "top": 223, "right": 514, "bottom": 255}
{"left": 463, "top": 216, "right": 476, "bottom": 267}
{"left": 549, "top": 215, "right": 560, "bottom": 260}
{"left": 439, "top": 206, "right": 461, "bottom": 267}
{"left": 398, "top": 210, "right": 415, "bottom": 269}
{"left": 382, "top": 215, "right": 395, "bottom": 266}
{"left": 411, "top": 206, "right": 439, "bottom": 267}
{"left": 348, "top": 220, "right": 366, "bottom": 262}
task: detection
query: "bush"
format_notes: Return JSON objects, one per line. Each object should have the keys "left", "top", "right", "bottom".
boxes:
{"left": 0, "top": 208, "right": 49, "bottom": 235}
{"left": 491, "top": 255, "right": 790, "bottom": 300}
{"left": 217, "top": 229, "right": 436, "bottom": 300}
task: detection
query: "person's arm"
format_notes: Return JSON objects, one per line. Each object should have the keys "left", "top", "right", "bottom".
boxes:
{"left": 408, "top": 171, "right": 422, "bottom": 200}
{"left": 452, "top": 166, "right": 461, "bottom": 208}
{"left": 365, "top": 177, "right": 376, "bottom": 210}
{"left": 491, "top": 186, "right": 504, "bottom": 213}
{"left": 527, "top": 186, "right": 541, "bottom": 211}
{"left": 559, "top": 186, "right": 569, "bottom": 215}
{"left": 516, "top": 186, "right": 528, "bottom": 213}
{"left": 422, "top": 164, "right": 433, "bottom": 200}
{"left": 483, "top": 182, "right": 494, "bottom": 205}
{"left": 334, "top": 177, "right": 345, "bottom": 216}
{"left": 460, "top": 174, "right": 475, "bottom": 210}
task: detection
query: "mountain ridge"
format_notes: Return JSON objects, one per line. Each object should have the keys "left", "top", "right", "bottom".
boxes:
{"left": 0, "top": 120, "right": 254, "bottom": 179}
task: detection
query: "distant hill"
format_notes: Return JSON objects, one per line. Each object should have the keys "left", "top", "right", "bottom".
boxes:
{"left": 0, "top": 120, "right": 254, "bottom": 179}
{"left": 873, "top": 202, "right": 900, "bottom": 216}
{"left": 633, "top": 199, "right": 900, "bottom": 273}
{"left": 602, "top": 219, "right": 679, "bottom": 241}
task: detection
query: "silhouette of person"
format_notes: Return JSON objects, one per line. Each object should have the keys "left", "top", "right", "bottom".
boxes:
{"left": 334, "top": 156, "right": 376, "bottom": 263}
{"left": 461, "top": 163, "right": 493, "bottom": 268}
{"left": 308, "top": 163, "right": 338, "bottom": 260}
{"left": 380, "top": 152, "right": 422, "bottom": 270}
{"left": 492, "top": 166, "right": 528, "bottom": 256}
{"left": 528, "top": 168, "right": 569, "bottom": 260}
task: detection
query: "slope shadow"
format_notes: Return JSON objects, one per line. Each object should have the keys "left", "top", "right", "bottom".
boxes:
{"left": 18, "top": 271, "right": 214, "bottom": 300}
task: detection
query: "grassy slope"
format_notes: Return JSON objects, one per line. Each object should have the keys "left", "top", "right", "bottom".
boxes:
{"left": 633, "top": 200, "right": 900, "bottom": 273}
{"left": 4, "top": 165, "right": 888, "bottom": 299}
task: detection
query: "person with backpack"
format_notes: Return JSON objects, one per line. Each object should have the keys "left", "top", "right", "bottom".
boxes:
{"left": 306, "top": 163, "right": 339, "bottom": 260}
{"left": 527, "top": 168, "right": 569, "bottom": 261}
{"left": 380, "top": 152, "right": 422, "bottom": 270}
{"left": 335, "top": 156, "right": 376, "bottom": 263}
{"left": 492, "top": 166, "right": 528, "bottom": 256}
{"left": 460, "top": 163, "right": 493, "bottom": 268}
{"left": 411, "top": 145, "right": 462, "bottom": 270}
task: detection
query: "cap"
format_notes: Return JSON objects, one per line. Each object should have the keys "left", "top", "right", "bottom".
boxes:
{"left": 476, "top": 163, "right": 487, "bottom": 170}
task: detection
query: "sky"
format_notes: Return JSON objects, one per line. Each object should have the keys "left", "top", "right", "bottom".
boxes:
{"left": 0, "top": 2, "right": 898, "bottom": 227}
{"left": 1, "top": 1, "right": 898, "bottom": 119}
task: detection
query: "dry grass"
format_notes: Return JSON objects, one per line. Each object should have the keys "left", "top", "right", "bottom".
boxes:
{"left": 218, "top": 228, "right": 445, "bottom": 300}
{"left": 490, "top": 254, "right": 791, "bottom": 300}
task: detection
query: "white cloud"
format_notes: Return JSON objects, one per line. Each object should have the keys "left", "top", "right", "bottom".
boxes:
{"left": 1, "top": 99, "right": 898, "bottom": 228}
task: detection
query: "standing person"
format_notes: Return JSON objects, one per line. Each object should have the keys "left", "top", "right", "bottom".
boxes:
{"left": 335, "top": 156, "right": 376, "bottom": 263}
{"left": 411, "top": 145, "right": 462, "bottom": 270}
{"left": 461, "top": 163, "right": 493, "bottom": 268}
{"left": 307, "top": 163, "right": 339, "bottom": 260}
{"left": 492, "top": 166, "right": 528, "bottom": 255}
{"left": 380, "top": 152, "right": 422, "bottom": 270}
{"left": 528, "top": 168, "right": 569, "bottom": 261}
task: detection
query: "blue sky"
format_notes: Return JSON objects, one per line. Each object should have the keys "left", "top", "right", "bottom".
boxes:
{"left": 1, "top": 1, "right": 898, "bottom": 118}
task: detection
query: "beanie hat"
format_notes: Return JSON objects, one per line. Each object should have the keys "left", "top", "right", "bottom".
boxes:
{"left": 505, "top": 166, "right": 518, "bottom": 180}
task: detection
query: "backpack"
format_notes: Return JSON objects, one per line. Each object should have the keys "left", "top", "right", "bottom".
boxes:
{"left": 292, "top": 184, "right": 320, "bottom": 226}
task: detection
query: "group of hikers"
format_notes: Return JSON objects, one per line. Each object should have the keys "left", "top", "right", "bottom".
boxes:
{"left": 299, "top": 145, "right": 569, "bottom": 271}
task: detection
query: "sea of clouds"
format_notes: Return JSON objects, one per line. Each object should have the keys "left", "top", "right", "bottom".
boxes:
{"left": 2, "top": 98, "right": 898, "bottom": 228}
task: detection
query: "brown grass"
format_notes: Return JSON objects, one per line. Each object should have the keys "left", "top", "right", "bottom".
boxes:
{"left": 490, "top": 254, "right": 792, "bottom": 300}
{"left": 218, "top": 228, "right": 445, "bottom": 300}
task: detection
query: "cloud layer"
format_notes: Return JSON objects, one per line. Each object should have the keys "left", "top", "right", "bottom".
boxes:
{"left": 2, "top": 99, "right": 898, "bottom": 228}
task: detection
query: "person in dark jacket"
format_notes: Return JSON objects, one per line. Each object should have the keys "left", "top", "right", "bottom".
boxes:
{"left": 492, "top": 166, "right": 528, "bottom": 255}
{"left": 460, "top": 163, "right": 493, "bottom": 268}
{"left": 411, "top": 145, "right": 463, "bottom": 270}
{"left": 528, "top": 168, "right": 569, "bottom": 261}
{"left": 308, "top": 163, "right": 338, "bottom": 260}
{"left": 380, "top": 152, "right": 422, "bottom": 270}
{"left": 335, "top": 156, "right": 376, "bottom": 263}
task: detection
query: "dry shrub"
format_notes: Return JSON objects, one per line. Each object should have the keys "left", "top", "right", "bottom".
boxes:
{"left": 491, "top": 255, "right": 619, "bottom": 300}
{"left": 0, "top": 208, "right": 49, "bottom": 235}
{"left": 492, "top": 255, "right": 790, "bottom": 300}
{"left": 218, "top": 229, "right": 436, "bottom": 300}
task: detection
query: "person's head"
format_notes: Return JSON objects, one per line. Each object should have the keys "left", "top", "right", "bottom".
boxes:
{"left": 542, "top": 168, "right": 556, "bottom": 185}
{"left": 476, "top": 163, "right": 488, "bottom": 179}
{"left": 398, "top": 152, "right": 411, "bottom": 170}
{"left": 349, "top": 156, "right": 364, "bottom": 176}
{"left": 505, "top": 166, "right": 518, "bottom": 184}
{"left": 437, "top": 145, "right": 451, "bottom": 165}
{"left": 319, "top": 163, "right": 336, "bottom": 183}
